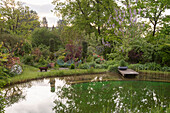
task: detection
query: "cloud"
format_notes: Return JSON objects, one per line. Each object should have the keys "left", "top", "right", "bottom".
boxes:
{"left": 27, "top": 4, "right": 55, "bottom": 14}
{"left": 25, "top": 3, "right": 59, "bottom": 27}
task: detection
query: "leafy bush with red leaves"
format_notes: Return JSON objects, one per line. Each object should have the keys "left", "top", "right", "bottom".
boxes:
{"left": 64, "top": 43, "right": 82, "bottom": 61}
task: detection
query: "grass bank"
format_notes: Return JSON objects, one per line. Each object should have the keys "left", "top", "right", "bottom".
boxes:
{"left": 6, "top": 65, "right": 107, "bottom": 86}
{"left": 138, "top": 70, "right": 170, "bottom": 75}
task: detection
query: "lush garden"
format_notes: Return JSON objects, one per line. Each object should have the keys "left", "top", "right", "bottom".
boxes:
{"left": 0, "top": 0, "right": 170, "bottom": 90}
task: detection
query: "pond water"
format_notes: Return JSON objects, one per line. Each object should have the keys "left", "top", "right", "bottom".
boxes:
{"left": 2, "top": 73, "right": 170, "bottom": 113}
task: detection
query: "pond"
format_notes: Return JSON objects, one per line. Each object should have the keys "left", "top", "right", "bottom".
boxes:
{"left": 1, "top": 73, "right": 170, "bottom": 113}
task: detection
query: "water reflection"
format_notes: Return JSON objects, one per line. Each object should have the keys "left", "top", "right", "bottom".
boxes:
{"left": 49, "top": 78, "right": 56, "bottom": 92}
{"left": 2, "top": 73, "right": 170, "bottom": 113}
{"left": 53, "top": 81, "right": 170, "bottom": 113}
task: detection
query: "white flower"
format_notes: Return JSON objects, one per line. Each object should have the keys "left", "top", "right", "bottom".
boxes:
{"left": 10, "top": 65, "right": 23, "bottom": 75}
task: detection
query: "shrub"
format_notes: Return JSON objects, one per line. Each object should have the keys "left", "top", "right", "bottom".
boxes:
{"left": 119, "top": 59, "right": 127, "bottom": 67}
{"left": 82, "top": 41, "right": 88, "bottom": 60}
{"left": 108, "top": 64, "right": 118, "bottom": 72}
{"left": 95, "top": 64, "right": 103, "bottom": 69}
{"left": 22, "top": 54, "right": 34, "bottom": 65}
{"left": 78, "top": 63, "right": 90, "bottom": 69}
{"left": 70, "top": 64, "right": 75, "bottom": 69}
{"left": 49, "top": 53, "right": 55, "bottom": 60}
{"left": 49, "top": 38, "right": 55, "bottom": 52}
{"left": 39, "top": 56, "right": 47, "bottom": 65}
{"left": 0, "top": 89, "right": 6, "bottom": 113}
{"left": 58, "top": 56, "right": 65, "bottom": 61}
{"left": 88, "top": 62, "right": 96, "bottom": 68}
{"left": 101, "top": 64, "right": 108, "bottom": 69}
{"left": 161, "top": 67, "right": 170, "bottom": 72}
{"left": 128, "top": 64, "right": 145, "bottom": 70}
{"left": 144, "top": 62, "right": 161, "bottom": 71}
{"left": 86, "top": 55, "right": 93, "bottom": 62}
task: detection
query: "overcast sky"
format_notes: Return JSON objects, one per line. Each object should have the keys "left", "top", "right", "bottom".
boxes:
{"left": 16, "top": 0, "right": 64, "bottom": 27}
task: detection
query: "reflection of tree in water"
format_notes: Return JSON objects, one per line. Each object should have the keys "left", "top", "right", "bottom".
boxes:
{"left": 53, "top": 81, "right": 170, "bottom": 113}
{"left": 49, "top": 78, "right": 56, "bottom": 92}
{"left": 0, "top": 90, "right": 6, "bottom": 113}
{"left": 3, "top": 82, "right": 32, "bottom": 107}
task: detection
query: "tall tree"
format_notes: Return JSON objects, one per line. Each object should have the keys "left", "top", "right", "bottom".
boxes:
{"left": 42, "top": 17, "right": 48, "bottom": 28}
{"left": 138, "top": 0, "right": 169, "bottom": 36}
{"left": 52, "top": 0, "right": 117, "bottom": 36}
{"left": 0, "top": 0, "right": 40, "bottom": 36}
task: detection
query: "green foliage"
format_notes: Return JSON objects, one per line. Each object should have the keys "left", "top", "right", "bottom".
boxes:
{"left": 78, "top": 63, "right": 90, "bottom": 69}
{"left": 0, "top": 0, "right": 40, "bottom": 36}
{"left": 49, "top": 38, "right": 55, "bottom": 52}
{"left": 31, "top": 28, "right": 61, "bottom": 50}
{"left": 0, "top": 89, "right": 6, "bottom": 113}
{"left": 88, "top": 62, "right": 96, "bottom": 68}
{"left": 0, "top": 33, "right": 24, "bottom": 55}
{"left": 21, "top": 41, "right": 32, "bottom": 55}
{"left": 54, "top": 48, "right": 65, "bottom": 58}
{"left": 129, "top": 63, "right": 170, "bottom": 72}
{"left": 95, "top": 64, "right": 103, "bottom": 69}
{"left": 49, "top": 52, "right": 55, "bottom": 61}
{"left": 52, "top": 0, "right": 117, "bottom": 35}
{"left": 156, "top": 43, "right": 170, "bottom": 66}
{"left": 39, "top": 56, "right": 47, "bottom": 65}
{"left": 82, "top": 41, "right": 88, "bottom": 59}
{"left": 86, "top": 55, "right": 93, "bottom": 62}
{"left": 22, "top": 54, "right": 34, "bottom": 65}
{"left": 119, "top": 59, "right": 127, "bottom": 67}
{"left": 108, "top": 64, "right": 118, "bottom": 72}
{"left": 70, "top": 64, "right": 75, "bottom": 69}
{"left": 58, "top": 56, "right": 65, "bottom": 61}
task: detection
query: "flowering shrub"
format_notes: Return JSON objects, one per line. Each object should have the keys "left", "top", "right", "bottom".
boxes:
{"left": 10, "top": 65, "right": 23, "bottom": 75}
{"left": 93, "top": 53, "right": 105, "bottom": 64}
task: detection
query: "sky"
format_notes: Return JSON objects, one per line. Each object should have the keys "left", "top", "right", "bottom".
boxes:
{"left": 16, "top": 0, "right": 65, "bottom": 27}
{"left": 16, "top": 0, "right": 169, "bottom": 27}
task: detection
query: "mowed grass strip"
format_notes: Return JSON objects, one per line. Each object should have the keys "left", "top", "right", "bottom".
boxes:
{"left": 10, "top": 65, "right": 107, "bottom": 85}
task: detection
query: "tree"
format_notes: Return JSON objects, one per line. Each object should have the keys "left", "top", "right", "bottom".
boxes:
{"left": 138, "top": 0, "right": 169, "bottom": 36}
{"left": 31, "top": 28, "right": 61, "bottom": 51}
{"left": 52, "top": 0, "right": 118, "bottom": 36}
{"left": 42, "top": 17, "right": 48, "bottom": 28}
{"left": 0, "top": 0, "right": 40, "bottom": 36}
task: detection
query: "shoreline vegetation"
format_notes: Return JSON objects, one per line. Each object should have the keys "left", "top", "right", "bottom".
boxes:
{"left": 1, "top": 65, "right": 170, "bottom": 88}
{"left": 1, "top": 65, "right": 107, "bottom": 87}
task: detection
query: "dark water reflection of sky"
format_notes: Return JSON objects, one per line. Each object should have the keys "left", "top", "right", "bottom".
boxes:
{"left": 3, "top": 73, "right": 170, "bottom": 113}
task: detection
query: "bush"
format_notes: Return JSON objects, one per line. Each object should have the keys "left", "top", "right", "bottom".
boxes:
{"left": 0, "top": 89, "right": 6, "bottom": 113}
{"left": 119, "top": 59, "right": 127, "bottom": 67}
{"left": 95, "top": 64, "right": 103, "bottom": 69}
{"left": 144, "top": 62, "right": 161, "bottom": 71}
{"left": 22, "top": 54, "right": 34, "bottom": 65}
{"left": 58, "top": 56, "right": 65, "bottom": 61}
{"left": 88, "top": 62, "right": 96, "bottom": 68}
{"left": 70, "top": 64, "right": 75, "bottom": 69}
{"left": 49, "top": 52, "right": 55, "bottom": 60}
{"left": 78, "top": 63, "right": 90, "bottom": 69}
{"left": 39, "top": 56, "right": 48, "bottom": 65}
{"left": 161, "top": 67, "right": 170, "bottom": 72}
{"left": 128, "top": 64, "right": 145, "bottom": 70}
{"left": 49, "top": 38, "right": 55, "bottom": 52}
{"left": 86, "top": 55, "right": 93, "bottom": 62}
{"left": 101, "top": 64, "right": 108, "bottom": 69}
{"left": 108, "top": 64, "right": 118, "bottom": 72}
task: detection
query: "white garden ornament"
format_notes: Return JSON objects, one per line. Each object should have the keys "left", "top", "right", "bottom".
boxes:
{"left": 10, "top": 65, "right": 23, "bottom": 75}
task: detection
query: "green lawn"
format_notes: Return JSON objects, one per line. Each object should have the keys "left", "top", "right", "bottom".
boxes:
{"left": 9, "top": 65, "right": 107, "bottom": 85}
